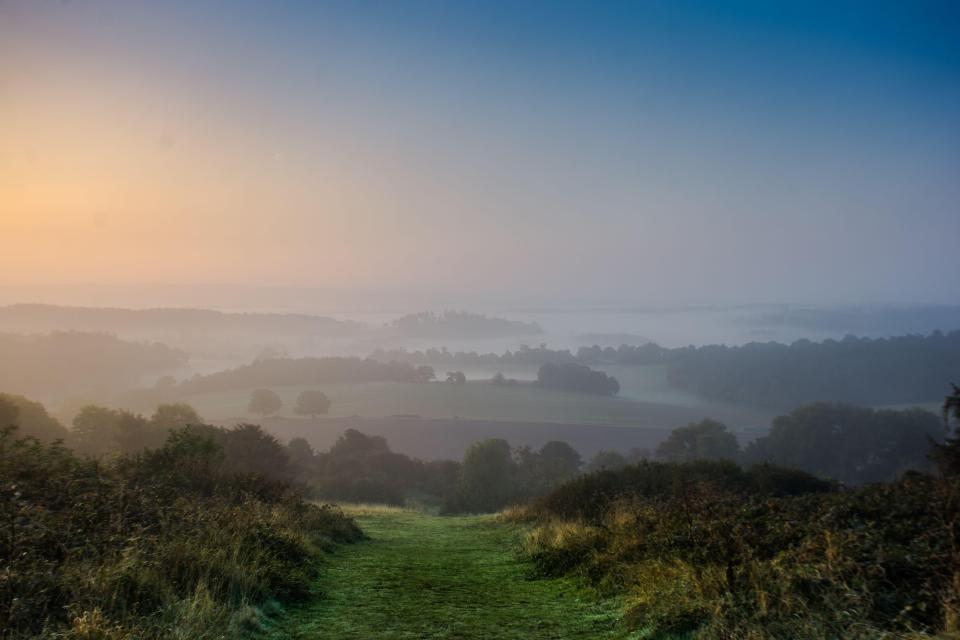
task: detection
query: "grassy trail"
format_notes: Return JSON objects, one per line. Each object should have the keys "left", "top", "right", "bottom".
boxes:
{"left": 267, "top": 507, "right": 633, "bottom": 639}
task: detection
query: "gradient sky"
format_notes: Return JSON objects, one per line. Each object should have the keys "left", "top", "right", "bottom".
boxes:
{"left": 1, "top": 0, "right": 958, "bottom": 306}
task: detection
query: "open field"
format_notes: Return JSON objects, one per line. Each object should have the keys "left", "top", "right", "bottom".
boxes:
{"left": 266, "top": 508, "right": 641, "bottom": 640}
{"left": 172, "top": 380, "right": 775, "bottom": 429}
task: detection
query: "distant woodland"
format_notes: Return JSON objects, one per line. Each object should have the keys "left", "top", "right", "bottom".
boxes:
{"left": 0, "top": 332, "right": 187, "bottom": 398}
{"left": 387, "top": 311, "right": 543, "bottom": 338}
{"left": 372, "top": 331, "right": 960, "bottom": 407}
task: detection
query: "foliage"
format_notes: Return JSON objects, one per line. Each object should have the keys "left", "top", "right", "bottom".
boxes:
{"left": 0, "top": 393, "right": 68, "bottom": 442}
{"left": 0, "top": 424, "right": 362, "bottom": 640}
{"left": 663, "top": 331, "right": 960, "bottom": 407}
{"left": 445, "top": 439, "right": 587, "bottom": 513}
{"left": 69, "top": 403, "right": 203, "bottom": 457}
{"left": 656, "top": 419, "right": 740, "bottom": 462}
{"left": 931, "top": 383, "right": 960, "bottom": 477}
{"left": 248, "top": 388, "right": 283, "bottom": 417}
{"left": 518, "top": 461, "right": 960, "bottom": 639}
{"left": 745, "top": 402, "right": 942, "bottom": 484}
{"left": 585, "top": 450, "right": 630, "bottom": 473}
{"left": 299, "top": 429, "right": 460, "bottom": 507}
{"left": 373, "top": 330, "right": 960, "bottom": 407}
{"left": 536, "top": 362, "right": 620, "bottom": 396}
{"left": 445, "top": 371, "right": 467, "bottom": 384}
{"left": 293, "top": 389, "right": 331, "bottom": 418}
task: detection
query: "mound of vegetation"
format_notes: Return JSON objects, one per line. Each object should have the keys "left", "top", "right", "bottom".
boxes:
{"left": 286, "top": 429, "right": 461, "bottom": 507}
{"left": 511, "top": 389, "right": 960, "bottom": 639}
{"left": 536, "top": 362, "right": 620, "bottom": 396}
{"left": 0, "top": 331, "right": 187, "bottom": 398}
{"left": 655, "top": 404, "right": 942, "bottom": 485}
{"left": 388, "top": 311, "right": 542, "bottom": 338}
{"left": 177, "top": 357, "right": 436, "bottom": 395}
{"left": 0, "top": 409, "right": 362, "bottom": 639}
{"left": 663, "top": 331, "right": 960, "bottom": 407}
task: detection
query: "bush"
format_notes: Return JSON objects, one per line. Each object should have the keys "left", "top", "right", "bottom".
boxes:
{"left": 0, "top": 424, "right": 362, "bottom": 639}
{"left": 517, "top": 461, "right": 959, "bottom": 639}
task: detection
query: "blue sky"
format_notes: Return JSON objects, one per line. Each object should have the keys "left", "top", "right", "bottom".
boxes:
{"left": 1, "top": 0, "right": 958, "bottom": 305}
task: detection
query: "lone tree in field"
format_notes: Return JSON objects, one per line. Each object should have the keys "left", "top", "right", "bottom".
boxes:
{"left": 248, "top": 388, "right": 282, "bottom": 417}
{"left": 294, "top": 389, "right": 331, "bottom": 419}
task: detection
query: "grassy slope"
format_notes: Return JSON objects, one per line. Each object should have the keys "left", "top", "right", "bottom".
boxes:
{"left": 266, "top": 507, "right": 637, "bottom": 639}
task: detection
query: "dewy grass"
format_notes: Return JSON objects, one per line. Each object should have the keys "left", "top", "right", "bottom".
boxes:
{"left": 266, "top": 510, "right": 640, "bottom": 639}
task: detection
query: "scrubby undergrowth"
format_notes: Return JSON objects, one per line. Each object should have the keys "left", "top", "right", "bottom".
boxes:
{"left": 0, "top": 426, "right": 362, "bottom": 639}
{"left": 512, "top": 460, "right": 960, "bottom": 639}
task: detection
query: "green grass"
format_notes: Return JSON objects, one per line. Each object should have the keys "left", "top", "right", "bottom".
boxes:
{"left": 265, "top": 508, "right": 640, "bottom": 639}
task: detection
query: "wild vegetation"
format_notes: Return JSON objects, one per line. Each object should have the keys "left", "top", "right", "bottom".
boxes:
{"left": 0, "top": 408, "right": 362, "bottom": 639}
{"left": 508, "top": 388, "right": 960, "bottom": 639}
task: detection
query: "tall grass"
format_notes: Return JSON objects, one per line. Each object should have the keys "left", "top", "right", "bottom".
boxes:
{"left": 513, "top": 461, "right": 960, "bottom": 639}
{"left": 0, "top": 426, "right": 362, "bottom": 639}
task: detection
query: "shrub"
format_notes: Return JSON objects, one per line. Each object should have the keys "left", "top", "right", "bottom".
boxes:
{"left": 0, "top": 425, "right": 362, "bottom": 639}
{"left": 519, "top": 460, "right": 959, "bottom": 639}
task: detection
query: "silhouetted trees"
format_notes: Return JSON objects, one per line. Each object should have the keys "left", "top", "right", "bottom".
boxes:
{"left": 0, "top": 393, "right": 68, "bottom": 442}
{"left": 293, "top": 389, "right": 331, "bottom": 418}
{"left": 931, "top": 384, "right": 960, "bottom": 477}
{"left": 656, "top": 419, "right": 740, "bottom": 463}
{"left": 536, "top": 362, "right": 620, "bottom": 396}
{"left": 744, "top": 403, "right": 942, "bottom": 484}
{"left": 248, "top": 388, "right": 282, "bottom": 417}
{"left": 445, "top": 371, "right": 466, "bottom": 384}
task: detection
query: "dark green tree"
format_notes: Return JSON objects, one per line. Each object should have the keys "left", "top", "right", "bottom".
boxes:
{"left": 293, "top": 389, "right": 331, "bottom": 418}
{"left": 657, "top": 419, "right": 740, "bottom": 463}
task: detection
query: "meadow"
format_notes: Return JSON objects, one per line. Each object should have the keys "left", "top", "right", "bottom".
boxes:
{"left": 162, "top": 380, "right": 774, "bottom": 430}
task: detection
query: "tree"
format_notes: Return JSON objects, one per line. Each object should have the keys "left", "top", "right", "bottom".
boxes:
{"left": 657, "top": 419, "right": 740, "bottom": 463}
{"left": 220, "top": 423, "right": 292, "bottom": 480}
{"left": 445, "top": 371, "right": 466, "bottom": 384}
{"left": 151, "top": 403, "right": 201, "bottom": 433}
{"left": 491, "top": 372, "right": 507, "bottom": 386}
{"left": 248, "top": 388, "right": 282, "bottom": 417}
{"left": 931, "top": 384, "right": 960, "bottom": 477}
{"left": 536, "top": 362, "right": 620, "bottom": 396}
{"left": 745, "top": 403, "right": 942, "bottom": 484}
{"left": 294, "top": 389, "right": 331, "bottom": 418}
{"left": 0, "top": 397, "right": 19, "bottom": 430}
{"left": 455, "top": 439, "right": 518, "bottom": 512}
{"left": 71, "top": 405, "right": 124, "bottom": 456}
{"left": 286, "top": 437, "right": 316, "bottom": 472}
{"left": 0, "top": 393, "right": 68, "bottom": 442}
{"left": 586, "top": 450, "right": 629, "bottom": 473}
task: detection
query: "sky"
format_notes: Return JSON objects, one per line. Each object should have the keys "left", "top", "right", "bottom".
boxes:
{"left": 1, "top": 0, "right": 958, "bottom": 308}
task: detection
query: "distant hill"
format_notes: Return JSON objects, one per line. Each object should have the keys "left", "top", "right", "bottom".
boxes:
{"left": 0, "top": 331, "right": 187, "bottom": 399}
{"left": 0, "top": 304, "right": 363, "bottom": 336}
{"left": 387, "top": 311, "right": 542, "bottom": 339}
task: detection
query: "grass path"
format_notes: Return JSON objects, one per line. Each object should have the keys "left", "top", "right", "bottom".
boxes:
{"left": 267, "top": 507, "right": 634, "bottom": 639}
